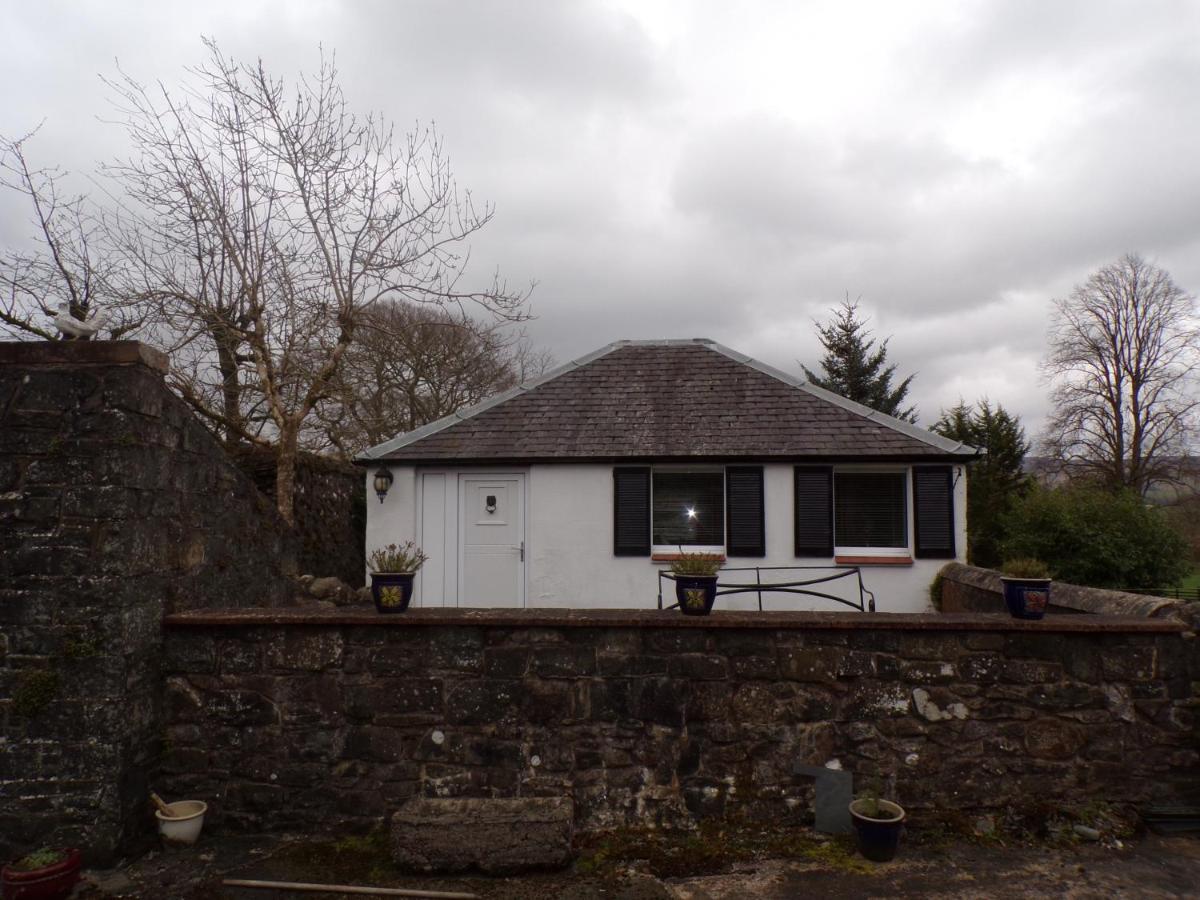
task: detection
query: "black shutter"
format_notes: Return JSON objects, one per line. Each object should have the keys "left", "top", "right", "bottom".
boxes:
{"left": 794, "top": 466, "right": 834, "bottom": 556}
{"left": 913, "top": 466, "right": 955, "bottom": 559}
{"left": 725, "top": 466, "right": 765, "bottom": 557}
{"left": 613, "top": 467, "right": 651, "bottom": 556}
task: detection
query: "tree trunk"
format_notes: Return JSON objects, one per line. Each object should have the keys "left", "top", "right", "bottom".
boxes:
{"left": 275, "top": 429, "right": 298, "bottom": 527}
{"left": 213, "top": 325, "right": 244, "bottom": 445}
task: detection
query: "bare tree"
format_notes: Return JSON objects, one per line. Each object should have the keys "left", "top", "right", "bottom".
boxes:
{"left": 0, "top": 130, "right": 141, "bottom": 340}
{"left": 309, "top": 301, "right": 552, "bottom": 457}
{"left": 102, "top": 40, "right": 530, "bottom": 522}
{"left": 1042, "top": 253, "right": 1200, "bottom": 496}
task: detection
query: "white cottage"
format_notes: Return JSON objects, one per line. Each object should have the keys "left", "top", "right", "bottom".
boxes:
{"left": 358, "top": 339, "right": 976, "bottom": 613}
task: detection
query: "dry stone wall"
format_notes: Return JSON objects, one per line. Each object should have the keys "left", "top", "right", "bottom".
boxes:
{"left": 0, "top": 341, "right": 297, "bottom": 863}
{"left": 229, "top": 445, "right": 366, "bottom": 587}
{"left": 158, "top": 610, "right": 1200, "bottom": 836}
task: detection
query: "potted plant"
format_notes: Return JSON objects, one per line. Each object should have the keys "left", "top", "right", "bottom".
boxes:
{"left": 669, "top": 551, "right": 724, "bottom": 616}
{"left": 1000, "top": 558, "right": 1052, "bottom": 620}
{"left": 367, "top": 541, "right": 429, "bottom": 614}
{"left": 2, "top": 848, "right": 82, "bottom": 900}
{"left": 848, "top": 784, "right": 906, "bottom": 862}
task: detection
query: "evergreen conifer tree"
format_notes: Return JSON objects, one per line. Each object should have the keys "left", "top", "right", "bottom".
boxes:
{"left": 801, "top": 297, "right": 917, "bottom": 422}
{"left": 932, "top": 399, "right": 1030, "bottom": 567}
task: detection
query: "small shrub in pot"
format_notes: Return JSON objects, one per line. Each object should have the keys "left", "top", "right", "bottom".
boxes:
{"left": 848, "top": 783, "right": 906, "bottom": 862}
{"left": 1000, "top": 557, "right": 1052, "bottom": 620}
{"left": 669, "top": 551, "right": 723, "bottom": 616}
{"left": 367, "top": 541, "right": 429, "bottom": 614}
{"left": 2, "top": 848, "right": 82, "bottom": 900}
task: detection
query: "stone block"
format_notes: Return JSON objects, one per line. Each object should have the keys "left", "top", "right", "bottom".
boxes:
{"left": 632, "top": 677, "right": 689, "bottom": 728}
{"left": 780, "top": 647, "right": 839, "bottom": 683}
{"left": 532, "top": 644, "right": 595, "bottom": 677}
{"left": 1024, "top": 717, "right": 1087, "bottom": 760}
{"left": 1000, "top": 659, "right": 1064, "bottom": 684}
{"left": 445, "top": 680, "right": 517, "bottom": 725}
{"left": 668, "top": 654, "right": 728, "bottom": 680}
{"left": 483, "top": 646, "right": 530, "bottom": 678}
{"left": 685, "top": 681, "right": 732, "bottom": 722}
{"left": 391, "top": 797, "right": 574, "bottom": 873}
{"left": 1101, "top": 646, "right": 1157, "bottom": 682}
{"left": 267, "top": 630, "right": 344, "bottom": 671}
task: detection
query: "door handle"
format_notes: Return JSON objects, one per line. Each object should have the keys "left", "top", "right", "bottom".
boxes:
{"left": 519, "top": 541, "right": 525, "bottom": 561}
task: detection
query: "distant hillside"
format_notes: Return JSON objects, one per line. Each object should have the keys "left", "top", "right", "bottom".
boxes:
{"left": 1022, "top": 456, "right": 1200, "bottom": 505}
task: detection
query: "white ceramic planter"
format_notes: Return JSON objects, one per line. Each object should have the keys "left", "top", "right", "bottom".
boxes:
{"left": 156, "top": 800, "right": 208, "bottom": 845}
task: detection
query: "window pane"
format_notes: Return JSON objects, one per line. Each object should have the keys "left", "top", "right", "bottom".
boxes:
{"left": 835, "top": 472, "right": 907, "bottom": 548}
{"left": 653, "top": 472, "right": 724, "bottom": 546}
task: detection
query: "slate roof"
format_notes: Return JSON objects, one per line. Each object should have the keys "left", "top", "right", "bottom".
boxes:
{"left": 358, "top": 339, "right": 977, "bottom": 463}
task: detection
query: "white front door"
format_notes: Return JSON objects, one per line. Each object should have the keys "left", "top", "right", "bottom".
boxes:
{"left": 458, "top": 474, "right": 525, "bottom": 607}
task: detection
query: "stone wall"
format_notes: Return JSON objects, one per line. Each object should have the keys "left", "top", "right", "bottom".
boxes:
{"left": 938, "top": 562, "right": 1196, "bottom": 622}
{"left": 159, "top": 608, "right": 1200, "bottom": 837}
{"left": 229, "top": 446, "right": 366, "bottom": 587}
{"left": 0, "top": 341, "right": 298, "bottom": 864}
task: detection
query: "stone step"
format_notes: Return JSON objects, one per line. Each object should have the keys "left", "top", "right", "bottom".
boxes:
{"left": 391, "top": 797, "right": 574, "bottom": 874}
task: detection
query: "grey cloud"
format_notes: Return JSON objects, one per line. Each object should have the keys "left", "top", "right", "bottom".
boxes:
{"left": 3, "top": 0, "right": 1199, "bottom": 441}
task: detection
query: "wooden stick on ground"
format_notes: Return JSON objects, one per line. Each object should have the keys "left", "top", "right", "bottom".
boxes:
{"left": 222, "top": 878, "right": 479, "bottom": 899}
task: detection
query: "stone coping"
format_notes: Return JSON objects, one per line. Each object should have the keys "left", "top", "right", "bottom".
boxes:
{"left": 0, "top": 339, "right": 169, "bottom": 373}
{"left": 163, "top": 607, "right": 1187, "bottom": 633}
{"left": 938, "top": 562, "right": 1188, "bottom": 619}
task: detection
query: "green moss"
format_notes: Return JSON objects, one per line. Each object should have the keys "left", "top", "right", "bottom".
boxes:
{"left": 273, "top": 828, "right": 398, "bottom": 886}
{"left": 11, "top": 848, "right": 67, "bottom": 872}
{"left": 575, "top": 822, "right": 875, "bottom": 880}
{"left": 13, "top": 670, "right": 60, "bottom": 718}
{"left": 928, "top": 573, "right": 944, "bottom": 611}
{"left": 804, "top": 840, "right": 874, "bottom": 874}
{"left": 62, "top": 636, "right": 99, "bottom": 659}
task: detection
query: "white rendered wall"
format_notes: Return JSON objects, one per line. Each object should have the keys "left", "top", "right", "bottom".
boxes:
{"left": 366, "top": 462, "right": 967, "bottom": 614}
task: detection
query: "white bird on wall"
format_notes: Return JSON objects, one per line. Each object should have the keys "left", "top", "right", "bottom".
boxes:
{"left": 51, "top": 302, "right": 110, "bottom": 340}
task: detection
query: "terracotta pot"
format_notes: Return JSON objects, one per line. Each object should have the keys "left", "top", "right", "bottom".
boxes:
{"left": 2, "top": 849, "right": 82, "bottom": 900}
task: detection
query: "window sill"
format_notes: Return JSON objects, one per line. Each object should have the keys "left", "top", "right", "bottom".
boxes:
{"left": 652, "top": 553, "right": 728, "bottom": 562}
{"left": 836, "top": 555, "right": 913, "bottom": 566}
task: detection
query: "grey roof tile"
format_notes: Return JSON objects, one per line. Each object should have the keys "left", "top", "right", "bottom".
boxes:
{"left": 359, "top": 339, "right": 977, "bottom": 462}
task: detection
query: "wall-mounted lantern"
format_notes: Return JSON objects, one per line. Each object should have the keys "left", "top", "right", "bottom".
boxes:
{"left": 373, "top": 467, "right": 394, "bottom": 503}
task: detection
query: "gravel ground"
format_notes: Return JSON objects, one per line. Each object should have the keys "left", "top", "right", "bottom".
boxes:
{"left": 75, "top": 830, "right": 1200, "bottom": 899}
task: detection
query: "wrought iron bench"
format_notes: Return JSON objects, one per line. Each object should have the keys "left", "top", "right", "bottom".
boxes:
{"left": 656, "top": 565, "right": 877, "bottom": 612}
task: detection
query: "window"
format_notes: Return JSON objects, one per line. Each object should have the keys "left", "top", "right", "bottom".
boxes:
{"left": 613, "top": 465, "right": 765, "bottom": 558}
{"left": 794, "top": 467, "right": 922, "bottom": 559}
{"left": 652, "top": 470, "right": 724, "bottom": 550}
{"left": 834, "top": 471, "right": 908, "bottom": 553}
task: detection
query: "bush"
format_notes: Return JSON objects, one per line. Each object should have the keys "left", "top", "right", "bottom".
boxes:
{"left": 1001, "top": 558, "right": 1051, "bottom": 579}
{"left": 1001, "top": 484, "right": 1190, "bottom": 589}
{"left": 668, "top": 552, "right": 724, "bottom": 578}
{"left": 367, "top": 541, "right": 428, "bottom": 573}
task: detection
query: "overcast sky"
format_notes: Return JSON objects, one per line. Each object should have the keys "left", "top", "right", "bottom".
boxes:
{"left": 4, "top": 0, "right": 1199, "bottom": 437}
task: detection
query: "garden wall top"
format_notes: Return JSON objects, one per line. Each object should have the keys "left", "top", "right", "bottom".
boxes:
{"left": 0, "top": 339, "right": 168, "bottom": 373}
{"left": 163, "top": 606, "right": 1186, "bottom": 634}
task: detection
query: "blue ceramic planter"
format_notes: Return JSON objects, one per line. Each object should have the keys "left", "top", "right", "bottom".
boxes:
{"left": 371, "top": 572, "right": 415, "bottom": 614}
{"left": 675, "top": 575, "right": 718, "bottom": 615}
{"left": 1001, "top": 577, "right": 1051, "bottom": 620}
{"left": 849, "top": 799, "right": 905, "bottom": 862}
